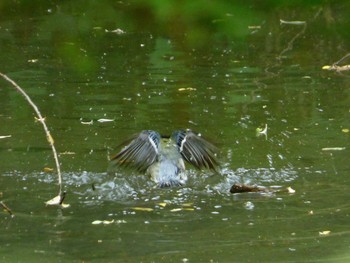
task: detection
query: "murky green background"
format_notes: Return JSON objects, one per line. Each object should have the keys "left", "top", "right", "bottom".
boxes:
{"left": 1, "top": 1, "right": 350, "bottom": 262}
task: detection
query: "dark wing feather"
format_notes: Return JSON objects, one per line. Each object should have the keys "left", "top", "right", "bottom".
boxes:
{"left": 173, "top": 129, "right": 218, "bottom": 170}
{"left": 111, "top": 130, "right": 160, "bottom": 172}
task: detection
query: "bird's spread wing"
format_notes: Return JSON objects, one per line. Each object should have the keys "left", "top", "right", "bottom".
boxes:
{"left": 172, "top": 129, "right": 218, "bottom": 170}
{"left": 111, "top": 130, "right": 160, "bottom": 172}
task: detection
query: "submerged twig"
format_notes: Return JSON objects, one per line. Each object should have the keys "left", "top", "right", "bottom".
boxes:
{"left": 0, "top": 201, "right": 14, "bottom": 217}
{"left": 0, "top": 72, "right": 66, "bottom": 207}
{"left": 278, "top": 19, "right": 307, "bottom": 60}
{"left": 322, "top": 53, "right": 350, "bottom": 72}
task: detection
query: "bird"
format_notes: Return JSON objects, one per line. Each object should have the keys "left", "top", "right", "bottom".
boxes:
{"left": 110, "top": 129, "right": 218, "bottom": 187}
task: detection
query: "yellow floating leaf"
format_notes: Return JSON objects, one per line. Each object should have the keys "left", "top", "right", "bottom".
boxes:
{"left": 60, "top": 203, "right": 70, "bottom": 208}
{"left": 170, "top": 208, "right": 183, "bottom": 212}
{"left": 287, "top": 187, "right": 296, "bottom": 194}
{"left": 256, "top": 124, "right": 268, "bottom": 137}
{"left": 183, "top": 208, "right": 195, "bottom": 211}
{"left": 157, "top": 202, "right": 167, "bottom": 207}
{"left": 342, "top": 128, "right": 349, "bottom": 133}
{"left": 319, "top": 230, "right": 331, "bottom": 236}
{"left": 178, "top": 87, "right": 196, "bottom": 91}
{"left": 43, "top": 167, "right": 54, "bottom": 172}
{"left": 0, "top": 135, "right": 11, "bottom": 139}
{"left": 181, "top": 203, "right": 193, "bottom": 207}
{"left": 322, "top": 65, "right": 331, "bottom": 70}
{"left": 131, "top": 207, "right": 154, "bottom": 212}
{"left": 92, "top": 219, "right": 114, "bottom": 225}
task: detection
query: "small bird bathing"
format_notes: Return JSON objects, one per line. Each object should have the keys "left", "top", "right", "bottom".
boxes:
{"left": 110, "top": 129, "right": 218, "bottom": 187}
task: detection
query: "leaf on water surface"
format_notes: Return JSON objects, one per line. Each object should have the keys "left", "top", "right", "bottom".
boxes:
{"left": 80, "top": 120, "right": 93, "bottom": 125}
{"left": 0, "top": 135, "right": 11, "bottom": 139}
{"left": 170, "top": 208, "right": 183, "bottom": 212}
{"left": 45, "top": 195, "right": 70, "bottom": 208}
{"left": 280, "top": 19, "right": 306, "bottom": 25}
{"left": 28, "top": 59, "right": 38, "bottom": 63}
{"left": 43, "top": 167, "right": 54, "bottom": 172}
{"left": 256, "top": 124, "right": 268, "bottom": 138}
{"left": 60, "top": 151, "right": 76, "bottom": 155}
{"left": 157, "top": 202, "right": 167, "bottom": 207}
{"left": 178, "top": 87, "right": 196, "bottom": 91}
{"left": 97, "top": 118, "right": 115, "bottom": 123}
{"left": 131, "top": 207, "right": 154, "bottom": 212}
{"left": 319, "top": 230, "right": 331, "bottom": 236}
{"left": 342, "top": 128, "right": 349, "bottom": 133}
{"left": 322, "top": 147, "right": 346, "bottom": 151}
{"left": 287, "top": 186, "right": 296, "bottom": 194}
{"left": 181, "top": 203, "right": 193, "bottom": 207}
{"left": 106, "top": 28, "right": 126, "bottom": 35}
{"left": 92, "top": 219, "right": 115, "bottom": 225}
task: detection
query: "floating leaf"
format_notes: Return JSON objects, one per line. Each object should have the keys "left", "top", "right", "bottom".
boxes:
{"left": 80, "top": 120, "right": 93, "bottom": 125}
{"left": 131, "top": 207, "right": 154, "bottom": 212}
{"left": 92, "top": 219, "right": 115, "bottom": 225}
{"left": 280, "top": 19, "right": 306, "bottom": 25}
{"left": 183, "top": 208, "right": 195, "bottom": 211}
{"left": 45, "top": 195, "right": 60, "bottom": 205}
{"left": 0, "top": 135, "right": 11, "bottom": 139}
{"left": 178, "top": 87, "right": 196, "bottom": 91}
{"left": 287, "top": 187, "right": 296, "bottom": 194}
{"left": 106, "top": 28, "right": 126, "bottom": 35}
{"left": 28, "top": 59, "right": 38, "bottom": 63}
{"left": 43, "top": 167, "right": 54, "bottom": 172}
{"left": 342, "top": 128, "right": 349, "bottom": 133}
{"left": 60, "top": 151, "right": 76, "bottom": 155}
{"left": 319, "top": 230, "right": 331, "bottom": 236}
{"left": 322, "top": 147, "right": 346, "bottom": 151}
{"left": 170, "top": 208, "right": 183, "bottom": 212}
{"left": 45, "top": 195, "right": 70, "bottom": 208}
{"left": 256, "top": 124, "right": 268, "bottom": 138}
{"left": 157, "top": 202, "right": 167, "bottom": 207}
{"left": 97, "top": 118, "right": 114, "bottom": 123}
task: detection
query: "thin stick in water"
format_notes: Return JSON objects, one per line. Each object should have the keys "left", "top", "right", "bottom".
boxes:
{"left": 0, "top": 72, "right": 66, "bottom": 206}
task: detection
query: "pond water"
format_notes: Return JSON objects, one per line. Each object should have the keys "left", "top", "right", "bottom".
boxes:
{"left": 1, "top": 1, "right": 350, "bottom": 262}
